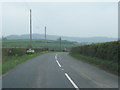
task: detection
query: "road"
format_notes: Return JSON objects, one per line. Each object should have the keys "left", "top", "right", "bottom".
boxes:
{"left": 2, "top": 52, "right": 118, "bottom": 89}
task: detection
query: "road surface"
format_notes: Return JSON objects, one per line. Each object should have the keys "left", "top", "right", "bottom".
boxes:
{"left": 2, "top": 52, "right": 118, "bottom": 89}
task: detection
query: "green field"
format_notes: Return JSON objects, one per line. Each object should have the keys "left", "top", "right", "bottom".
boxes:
{"left": 2, "top": 39, "right": 81, "bottom": 50}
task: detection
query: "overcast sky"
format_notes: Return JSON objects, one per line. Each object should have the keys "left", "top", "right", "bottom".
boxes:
{"left": 2, "top": 2, "right": 118, "bottom": 38}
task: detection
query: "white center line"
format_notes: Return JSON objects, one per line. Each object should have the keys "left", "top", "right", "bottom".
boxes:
{"left": 56, "top": 60, "right": 61, "bottom": 67}
{"left": 55, "top": 54, "right": 58, "bottom": 60}
{"left": 56, "top": 54, "right": 58, "bottom": 57}
{"left": 65, "top": 73, "right": 80, "bottom": 90}
{"left": 55, "top": 56, "right": 57, "bottom": 60}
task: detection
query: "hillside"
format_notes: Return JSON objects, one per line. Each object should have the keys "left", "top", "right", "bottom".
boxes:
{"left": 2, "top": 39, "right": 81, "bottom": 50}
{"left": 5, "top": 34, "right": 117, "bottom": 43}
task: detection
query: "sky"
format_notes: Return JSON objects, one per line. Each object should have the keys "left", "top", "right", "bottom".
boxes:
{"left": 1, "top": 2, "right": 118, "bottom": 38}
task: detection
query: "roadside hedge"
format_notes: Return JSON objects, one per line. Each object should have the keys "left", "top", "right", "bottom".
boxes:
{"left": 2, "top": 47, "right": 48, "bottom": 57}
{"left": 71, "top": 41, "right": 119, "bottom": 63}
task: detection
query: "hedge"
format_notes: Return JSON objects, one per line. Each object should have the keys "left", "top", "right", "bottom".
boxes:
{"left": 71, "top": 41, "right": 119, "bottom": 63}
{"left": 2, "top": 47, "right": 48, "bottom": 57}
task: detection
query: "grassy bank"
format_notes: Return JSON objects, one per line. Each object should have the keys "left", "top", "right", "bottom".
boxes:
{"left": 2, "top": 51, "right": 48, "bottom": 75}
{"left": 69, "top": 52, "right": 118, "bottom": 75}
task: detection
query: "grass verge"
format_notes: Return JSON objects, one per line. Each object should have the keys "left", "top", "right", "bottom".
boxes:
{"left": 69, "top": 52, "right": 118, "bottom": 75}
{"left": 2, "top": 51, "right": 48, "bottom": 75}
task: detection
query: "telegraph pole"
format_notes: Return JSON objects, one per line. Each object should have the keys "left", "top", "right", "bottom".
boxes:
{"left": 30, "top": 9, "right": 32, "bottom": 48}
{"left": 44, "top": 26, "right": 47, "bottom": 47}
{"left": 45, "top": 26, "right": 46, "bottom": 40}
{"left": 60, "top": 37, "right": 61, "bottom": 51}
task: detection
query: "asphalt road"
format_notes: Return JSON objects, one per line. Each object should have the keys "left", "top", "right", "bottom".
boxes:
{"left": 2, "top": 52, "right": 118, "bottom": 88}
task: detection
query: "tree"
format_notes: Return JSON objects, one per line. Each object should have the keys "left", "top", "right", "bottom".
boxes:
{"left": 2, "top": 36, "right": 7, "bottom": 40}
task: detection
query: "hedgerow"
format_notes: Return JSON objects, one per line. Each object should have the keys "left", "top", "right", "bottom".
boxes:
{"left": 2, "top": 47, "right": 48, "bottom": 58}
{"left": 71, "top": 41, "right": 119, "bottom": 75}
{"left": 71, "top": 41, "right": 119, "bottom": 63}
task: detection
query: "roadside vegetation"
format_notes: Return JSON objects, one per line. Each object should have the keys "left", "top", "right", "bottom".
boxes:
{"left": 2, "top": 47, "right": 48, "bottom": 75}
{"left": 2, "top": 52, "right": 49, "bottom": 75}
{"left": 70, "top": 41, "right": 119, "bottom": 75}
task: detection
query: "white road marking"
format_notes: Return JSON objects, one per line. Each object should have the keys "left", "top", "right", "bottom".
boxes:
{"left": 56, "top": 54, "right": 58, "bottom": 56}
{"left": 65, "top": 73, "right": 80, "bottom": 90}
{"left": 55, "top": 54, "right": 58, "bottom": 60}
{"left": 62, "top": 69, "right": 64, "bottom": 70}
{"left": 55, "top": 56, "right": 57, "bottom": 60}
{"left": 56, "top": 60, "right": 61, "bottom": 67}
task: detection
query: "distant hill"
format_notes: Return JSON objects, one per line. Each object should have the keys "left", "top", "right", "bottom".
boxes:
{"left": 5, "top": 34, "right": 117, "bottom": 43}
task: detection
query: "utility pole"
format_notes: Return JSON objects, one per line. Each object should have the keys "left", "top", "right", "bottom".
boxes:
{"left": 29, "top": 9, "right": 32, "bottom": 48}
{"left": 44, "top": 26, "right": 47, "bottom": 47}
{"left": 45, "top": 26, "right": 46, "bottom": 40}
{"left": 60, "top": 37, "right": 61, "bottom": 51}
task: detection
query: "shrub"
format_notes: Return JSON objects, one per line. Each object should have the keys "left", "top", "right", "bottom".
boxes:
{"left": 71, "top": 41, "right": 119, "bottom": 63}
{"left": 2, "top": 47, "right": 48, "bottom": 60}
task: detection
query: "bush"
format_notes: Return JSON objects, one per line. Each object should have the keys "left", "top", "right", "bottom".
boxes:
{"left": 71, "top": 41, "right": 119, "bottom": 63}
{"left": 2, "top": 47, "right": 26, "bottom": 57}
{"left": 2, "top": 47, "right": 48, "bottom": 60}
{"left": 70, "top": 41, "right": 119, "bottom": 75}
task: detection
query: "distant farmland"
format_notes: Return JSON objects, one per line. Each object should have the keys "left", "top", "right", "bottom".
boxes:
{"left": 2, "top": 39, "right": 81, "bottom": 50}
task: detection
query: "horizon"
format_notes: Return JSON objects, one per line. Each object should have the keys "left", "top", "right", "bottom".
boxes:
{"left": 3, "top": 33, "right": 118, "bottom": 38}
{"left": 2, "top": 33, "right": 118, "bottom": 43}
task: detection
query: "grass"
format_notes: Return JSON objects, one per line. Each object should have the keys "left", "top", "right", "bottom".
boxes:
{"left": 0, "top": 62, "right": 1, "bottom": 75}
{"left": 2, "top": 39, "right": 81, "bottom": 49}
{"left": 69, "top": 52, "right": 118, "bottom": 75}
{"left": 2, "top": 51, "right": 48, "bottom": 75}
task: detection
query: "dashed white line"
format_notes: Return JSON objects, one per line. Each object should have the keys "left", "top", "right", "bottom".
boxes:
{"left": 55, "top": 56, "right": 57, "bottom": 60}
{"left": 56, "top": 60, "right": 61, "bottom": 67}
{"left": 55, "top": 54, "right": 79, "bottom": 90}
{"left": 55, "top": 54, "right": 58, "bottom": 60}
{"left": 65, "top": 73, "right": 80, "bottom": 90}
{"left": 56, "top": 54, "right": 58, "bottom": 56}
